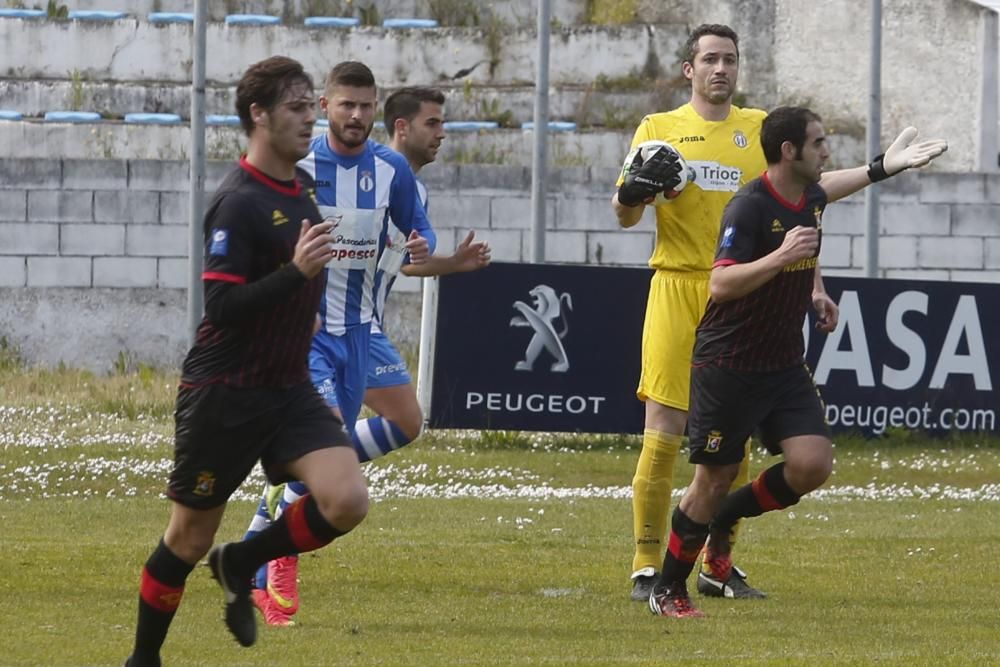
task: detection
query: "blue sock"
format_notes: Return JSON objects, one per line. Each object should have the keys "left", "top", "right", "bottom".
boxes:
{"left": 351, "top": 416, "right": 413, "bottom": 463}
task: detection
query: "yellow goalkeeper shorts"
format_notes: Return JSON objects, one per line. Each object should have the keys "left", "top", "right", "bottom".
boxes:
{"left": 636, "top": 269, "right": 711, "bottom": 411}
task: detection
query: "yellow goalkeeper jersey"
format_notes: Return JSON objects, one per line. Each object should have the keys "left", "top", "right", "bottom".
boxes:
{"left": 622, "top": 103, "right": 768, "bottom": 273}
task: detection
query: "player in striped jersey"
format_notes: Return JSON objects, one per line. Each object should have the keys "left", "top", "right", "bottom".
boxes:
{"left": 247, "top": 85, "right": 489, "bottom": 626}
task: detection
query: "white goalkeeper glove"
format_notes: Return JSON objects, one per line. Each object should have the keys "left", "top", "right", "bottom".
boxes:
{"left": 868, "top": 127, "right": 948, "bottom": 182}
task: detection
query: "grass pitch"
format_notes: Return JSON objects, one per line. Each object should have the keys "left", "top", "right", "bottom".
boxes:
{"left": 1, "top": 364, "right": 998, "bottom": 666}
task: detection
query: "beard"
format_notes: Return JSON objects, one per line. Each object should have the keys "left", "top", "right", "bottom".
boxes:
{"left": 330, "top": 120, "right": 373, "bottom": 149}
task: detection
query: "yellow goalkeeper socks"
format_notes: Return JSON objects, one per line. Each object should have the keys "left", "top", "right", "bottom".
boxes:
{"left": 631, "top": 428, "right": 684, "bottom": 574}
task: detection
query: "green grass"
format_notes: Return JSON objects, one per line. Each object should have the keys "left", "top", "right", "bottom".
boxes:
{"left": 1, "top": 366, "right": 999, "bottom": 665}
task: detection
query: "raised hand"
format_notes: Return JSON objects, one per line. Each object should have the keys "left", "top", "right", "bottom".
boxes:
{"left": 452, "top": 231, "right": 491, "bottom": 272}
{"left": 777, "top": 226, "right": 819, "bottom": 266}
{"left": 292, "top": 219, "right": 335, "bottom": 278}
{"left": 405, "top": 229, "right": 430, "bottom": 264}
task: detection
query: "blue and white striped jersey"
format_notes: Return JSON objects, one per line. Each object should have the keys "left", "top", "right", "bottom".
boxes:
{"left": 299, "top": 135, "right": 435, "bottom": 335}
{"left": 371, "top": 179, "right": 429, "bottom": 335}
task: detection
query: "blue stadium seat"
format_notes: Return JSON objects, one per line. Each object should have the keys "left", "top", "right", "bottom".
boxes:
{"left": 148, "top": 12, "right": 194, "bottom": 24}
{"left": 206, "top": 114, "right": 241, "bottom": 126}
{"left": 443, "top": 121, "right": 499, "bottom": 131}
{"left": 45, "top": 111, "right": 102, "bottom": 123}
{"left": 68, "top": 10, "right": 129, "bottom": 21}
{"left": 124, "top": 113, "right": 182, "bottom": 125}
{"left": 0, "top": 110, "right": 23, "bottom": 121}
{"left": 521, "top": 121, "right": 578, "bottom": 132}
{"left": 225, "top": 14, "right": 281, "bottom": 26}
{"left": 0, "top": 8, "right": 45, "bottom": 19}
{"left": 304, "top": 16, "right": 360, "bottom": 28}
{"left": 382, "top": 18, "right": 438, "bottom": 29}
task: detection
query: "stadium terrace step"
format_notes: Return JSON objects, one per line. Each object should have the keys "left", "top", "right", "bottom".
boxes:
{"left": 0, "top": 118, "right": 867, "bottom": 168}
{"left": 0, "top": 8, "right": 45, "bottom": 19}
{"left": 124, "top": 112, "right": 182, "bottom": 125}
{"left": 224, "top": 14, "right": 281, "bottom": 26}
{"left": 68, "top": 10, "right": 129, "bottom": 21}
{"left": 383, "top": 18, "right": 439, "bottom": 28}
{"left": 44, "top": 111, "right": 102, "bottom": 123}
{"left": 148, "top": 12, "right": 194, "bottom": 24}
{"left": 304, "top": 17, "right": 360, "bottom": 28}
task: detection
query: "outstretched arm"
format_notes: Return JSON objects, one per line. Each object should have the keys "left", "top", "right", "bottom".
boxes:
{"left": 821, "top": 126, "right": 948, "bottom": 202}
{"left": 401, "top": 230, "right": 491, "bottom": 277}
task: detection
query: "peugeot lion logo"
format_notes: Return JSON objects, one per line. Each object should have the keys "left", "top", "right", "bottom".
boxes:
{"left": 509, "top": 284, "right": 573, "bottom": 372}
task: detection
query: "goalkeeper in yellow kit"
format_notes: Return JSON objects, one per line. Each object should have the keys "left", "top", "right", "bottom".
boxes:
{"left": 613, "top": 23, "right": 949, "bottom": 602}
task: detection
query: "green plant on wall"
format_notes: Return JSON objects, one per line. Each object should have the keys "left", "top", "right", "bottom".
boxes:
{"left": 45, "top": 0, "right": 68, "bottom": 17}
{"left": 356, "top": 0, "right": 380, "bottom": 26}
{"left": 427, "top": 0, "right": 480, "bottom": 26}
{"left": 476, "top": 97, "right": 514, "bottom": 128}
{"left": 68, "top": 69, "right": 85, "bottom": 111}
{"left": 585, "top": 0, "right": 637, "bottom": 24}
{"left": 482, "top": 11, "right": 507, "bottom": 79}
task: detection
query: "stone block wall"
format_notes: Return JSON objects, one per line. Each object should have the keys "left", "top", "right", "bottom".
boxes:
{"left": 1, "top": 157, "right": 999, "bottom": 370}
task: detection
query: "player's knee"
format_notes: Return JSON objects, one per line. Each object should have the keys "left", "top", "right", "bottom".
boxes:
{"left": 400, "top": 410, "right": 424, "bottom": 442}
{"left": 788, "top": 453, "right": 833, "bottom": 493}
{"left": 315, "top": 482, "right": 369, "bottom": 532}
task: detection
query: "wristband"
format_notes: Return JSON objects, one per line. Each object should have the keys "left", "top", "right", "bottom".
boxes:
{"left": 867, "top": 153, "right": 890, "bottom": 183}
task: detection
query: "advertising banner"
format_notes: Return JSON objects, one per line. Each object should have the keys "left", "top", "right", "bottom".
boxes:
{"left": 429, "top": 263, "right": 999, "bottom": 438}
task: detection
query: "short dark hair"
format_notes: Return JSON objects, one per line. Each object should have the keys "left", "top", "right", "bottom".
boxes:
{"left": 384, "top": 87, "right": 446, "bottom": 138}
{"left": 684, "top": 24, "right": 740, "bottom": 64}
{"left": 234, "top": 56, "right": 313, "bottom": 136}
{"left": 761, "top": 106, "right": 822, "bottom": 164}
{"left": 325, "top": 61, "right": 376, "bottom": 93}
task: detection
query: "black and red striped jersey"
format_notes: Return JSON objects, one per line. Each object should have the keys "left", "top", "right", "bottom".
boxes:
{"left": 181, "top": 156, "right": 324, "bottom": 388}
{"left": 693, "top": 173, "right": 827, "bottom": 371}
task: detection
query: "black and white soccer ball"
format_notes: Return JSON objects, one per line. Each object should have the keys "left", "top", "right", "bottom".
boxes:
{"left": 621, "top": 139, "right": 695, "bottom": 204}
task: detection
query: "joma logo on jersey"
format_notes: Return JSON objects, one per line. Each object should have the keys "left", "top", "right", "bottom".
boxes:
{"left": 272, "top": 210, "right": 288, "bottom": 225}
{"left": 677, "top": 135, "right": 706, "bottom": 143}
{"left": 771, "top": 219, "right": 784, "bottom": 232}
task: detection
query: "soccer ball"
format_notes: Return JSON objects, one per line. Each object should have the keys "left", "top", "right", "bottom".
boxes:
{"left": 621, "top": 139, "right": 695, "bottom": 204}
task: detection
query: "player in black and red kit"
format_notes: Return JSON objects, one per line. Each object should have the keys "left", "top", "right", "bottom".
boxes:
{"left": 125, "top": 57, "right": 370, "bottom": 666}
{"left": 650, "top": 107, "right": 854, "bottom": 617}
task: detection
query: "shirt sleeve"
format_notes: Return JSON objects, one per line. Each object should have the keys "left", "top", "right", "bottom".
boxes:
{"left": 714, "top": 194, "right": 763, "bottom": 267}
{"left": 389, "top": 165, "right": 438, "bottom": 254}
{"left": 201, "top": 193, "right": 256, "bottom": 285}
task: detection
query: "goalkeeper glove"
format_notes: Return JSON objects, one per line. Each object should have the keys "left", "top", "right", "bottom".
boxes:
{"left": 617, "top": 146, "right": 683, "bottom": 207}
{"left": 867, "top": 127, "right": 948, "bottom": 183}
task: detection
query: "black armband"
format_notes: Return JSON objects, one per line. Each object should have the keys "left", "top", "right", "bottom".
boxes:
{"left": 205, "top": 263, "right": 307, "bottom": 326}
{"left": 867, "top": 153, "right": 890, "bottom": 183}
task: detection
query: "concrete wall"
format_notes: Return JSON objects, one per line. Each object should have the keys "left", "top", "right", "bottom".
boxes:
{"left": 0, "top": 120, "right": 869, "bottom": 169}
{"left": 1, "top": 0, "right": 994, "bottom": 170}
{"left": 1, "top": 157, "right": 999, "bottom": 371}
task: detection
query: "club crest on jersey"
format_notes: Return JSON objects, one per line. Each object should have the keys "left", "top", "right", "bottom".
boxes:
{"left": 209, "top": 229, "right": 228, "bottom": 256}
{"left": 706, "top": 431, "right": 723, "bottom": 453}
{"left": 359, "top": 170, "right": 374, "bottom": 193}
{"left": 733, "top": 130, "right": 749, "bottom": 148}
{"left": 193, "top": 471, "right": 216, "bottom": 496}
{"left": 510, "top": 284, "right": 573, "bottom": 373}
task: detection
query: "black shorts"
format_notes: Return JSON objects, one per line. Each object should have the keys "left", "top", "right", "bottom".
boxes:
{"left": 687, "top": 363, "right": 830, "bottom": 466}
{"left": 168, "top": 381, "right": 350, "bottom": 509}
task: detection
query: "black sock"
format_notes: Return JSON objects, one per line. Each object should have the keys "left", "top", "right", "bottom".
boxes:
{"left": 658, "top": 507, "right": 710, "bottom": 591}
{"left": 714, "top": 462, "right": 802, "bottom": 531}
{"left": 130, "top": 539, "right": 195, "bottom": 664}
{"left": 228, "top": 494, "right": 345, "bottom": 577}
